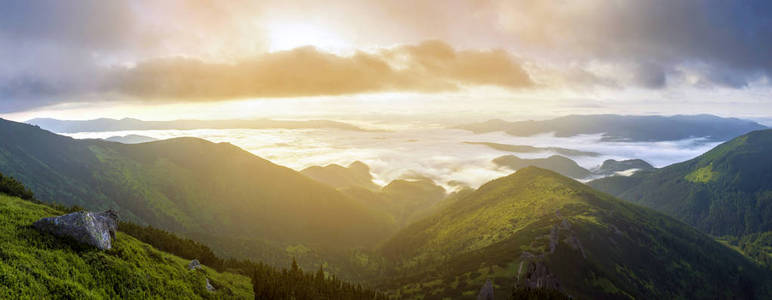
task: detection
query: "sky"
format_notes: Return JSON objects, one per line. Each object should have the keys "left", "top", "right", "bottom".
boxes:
{"left": 1, "top": 0, "right": 771, "bottom": 121}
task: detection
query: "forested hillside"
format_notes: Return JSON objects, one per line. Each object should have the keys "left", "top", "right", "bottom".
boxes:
{"left": 0, "top": 118, "right": 395, "bottom": 276}
{"left": 590, "top": 129, "right": 772, "bottom": 237}
{"left": 0, "top": 172, "right": 385, "bottom": 299}
{"left": 379, "top": 167, "right": 771, "bottom": 299}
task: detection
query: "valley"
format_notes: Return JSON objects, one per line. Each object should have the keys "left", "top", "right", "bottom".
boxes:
{"left": 0, "top": 116, "right": 770, "bottom": 299}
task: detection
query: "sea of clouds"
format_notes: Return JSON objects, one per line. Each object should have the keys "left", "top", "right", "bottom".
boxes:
{"left": 65, "top": 123, "right": 720, "bottom": 190}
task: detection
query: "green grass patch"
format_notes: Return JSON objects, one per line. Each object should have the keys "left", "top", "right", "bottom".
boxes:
{"left": 684, "top": 164, "right": 718, "bottom": 183}
{"left": 0, "top": 194, "right": 253, "bottom": 299}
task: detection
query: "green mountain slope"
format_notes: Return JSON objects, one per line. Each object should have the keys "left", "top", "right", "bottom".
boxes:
{"left": 0, "top": 118, "right": 395, "bottom": 272}
{"left": 0, "top": 193, "right": 252, "bottom": 299}
{"left": 589, "top": 129, "right": 772, "bottom": 237}
{"left": 379, "top": 167, "right": 770, "bottom": 299}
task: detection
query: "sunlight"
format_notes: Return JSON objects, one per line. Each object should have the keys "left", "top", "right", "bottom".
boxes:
{"left": 266, "top": 21, "right": 350, "bottom": 53}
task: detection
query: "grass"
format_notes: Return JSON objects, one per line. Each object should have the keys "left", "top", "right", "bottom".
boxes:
{"left": 590, "top": 129, "right": 772, "bottom": 238}
{"left": 684, "top": 164, "right": 718, "bottom": 183}
{"left": 0, "top": 193, "right": 253, "bottom": 299}
{"left": 378, "top": 167, "right": 771, "bottom": 299}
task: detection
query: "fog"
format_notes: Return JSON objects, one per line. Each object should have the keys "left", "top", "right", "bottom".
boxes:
{"left": 66, "top": 125, "right": 720, "bottom": 190}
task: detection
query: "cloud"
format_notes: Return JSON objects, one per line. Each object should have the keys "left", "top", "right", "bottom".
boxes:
{"left": 0, "top": 1, "right": 137, "bottom": 49}
{"left": 1, "top": 41, "right": 531, "bottom": 111}
{"left": 62, "top": 126, "right": 722, "bottom": 190}
{"left": 633, "top": 62, "right": 667, "bottom": 89}
{"left": 488, "top": 0, "right": 772, "bottom": 88}
{"left": 1, "top": 0, "right": 771, "bottom": 113}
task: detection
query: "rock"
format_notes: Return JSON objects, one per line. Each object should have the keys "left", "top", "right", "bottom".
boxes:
{"left": 206, "top": 278, "right": 215, "bottom": 292}
{"left": 564, "top": 234, "right": 587, "bottom": 258}
{"left": 188, "top": 259, "right": 202, "bottom": 270}
{"left": 33, "top": 210, "right": 118, "bottom": 250}
{"left": 519, "top": 260, "right": 561, "bottom": 290}
{"left": 549, "top": 224, "right": 559, "bottom": 253}
{"left": 477, "top": 279, "right": 494, "bottom": 300}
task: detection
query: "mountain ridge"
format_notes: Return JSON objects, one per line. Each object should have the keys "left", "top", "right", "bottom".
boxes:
{"left": 26, "top": 117, "right": 366, "bottom": 133}
{"left": 456, "top": 114, "right": 766, "bottom": 142}
{"left": 378, "top": 167, "right": 771, "bottom": 299}
{"left": 0, "top": 118, "right": 396, "bottom": 276}
{"left": 589, "top": 129, "right": 772, "bottom": 237}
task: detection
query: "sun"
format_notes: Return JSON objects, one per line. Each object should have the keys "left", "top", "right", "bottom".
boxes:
{"left": 265, "top": 21, "right": 350, "bottom": 54}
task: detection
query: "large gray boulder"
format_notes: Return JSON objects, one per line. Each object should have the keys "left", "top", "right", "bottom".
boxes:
{"left": 34, "top": 210, "right": 118, "bottom": 250}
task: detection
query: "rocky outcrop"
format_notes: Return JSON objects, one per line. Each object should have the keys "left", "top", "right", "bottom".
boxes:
{"left": 477, "top": 279, "right": 494, "bottom": 300}
{"left": 205, "top": 278, "right": 215, "bottom": 292}
{"left": 187, "top": 259, "right": 202, "bottom": 270}
{"left": 564, "top": 235, "right": 587, "bottom": 258}
{"left": 549, "top": 224, "right": 559, "bottom": 253}
{"left": 33, "top": 210, "right": 118, "bottom": 250}
{"left": 518, "top": 260, "right": 561, "bottom": 290}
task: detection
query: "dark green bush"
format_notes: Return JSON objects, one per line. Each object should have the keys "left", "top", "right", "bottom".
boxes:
{"left": 0, "top": 172, "right": 34, "bottom": 200}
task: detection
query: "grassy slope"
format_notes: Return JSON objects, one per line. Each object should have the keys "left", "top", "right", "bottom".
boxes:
{"left": 0, "top": 118, "right": 395, "bottom": 276}
{"left": 589, "top": 129, "right": 772, "bottom": 237}
{"left": 379, "top": 167, "right": 770, "bottom": 299}
{"left": 0, "top": 194, "right": 252, "bottom": 299}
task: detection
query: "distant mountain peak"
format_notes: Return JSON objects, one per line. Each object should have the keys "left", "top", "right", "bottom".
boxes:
{"left": 456, "top": 114, "right": 766, "bottom": 141}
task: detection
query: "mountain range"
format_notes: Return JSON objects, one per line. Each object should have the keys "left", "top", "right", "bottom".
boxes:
{"left": 379, "top": 167, "right": 770, "bottom": 299}
{"left": 27, "top": 118, "right": 366, "bottom": 133}
{"left": 1, "top": 117, "right": 771, "bottom": 298}
{"left": 300, "top": 161, "right": 448, "bottom": 227}
{"left": 104, "top": 134, "right": 159, "bottom": 144}
{"left": 457, "top": 114, "right": 766, "bottom": 142}
{"left": 493, "top": 155, "right": 655, "bottom": 180}
{"left": 301, "top": 161, "right": 380, "bottom": 191}
{"left": 0, "top": 118, "right": 395, "bottom": 276}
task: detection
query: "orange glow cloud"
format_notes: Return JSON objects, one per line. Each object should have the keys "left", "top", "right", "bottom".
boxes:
{"left": 106, "top": 40, "right": 532, "bottom": 101}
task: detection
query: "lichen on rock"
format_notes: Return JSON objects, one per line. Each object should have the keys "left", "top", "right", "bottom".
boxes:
{"left": 33, "top": 210, "right": 118, "bottom": 250}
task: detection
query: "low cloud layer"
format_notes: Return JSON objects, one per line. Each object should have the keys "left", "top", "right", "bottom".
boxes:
{"left": 64, "top": 125, "right": 720, "bottom": 190}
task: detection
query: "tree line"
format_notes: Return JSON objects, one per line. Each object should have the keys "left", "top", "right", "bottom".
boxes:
{"left": 1, "top": 171, "right": 386, "bottom": 299}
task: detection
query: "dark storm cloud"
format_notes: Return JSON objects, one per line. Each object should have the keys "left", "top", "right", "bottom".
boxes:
{"left": 494, "top": 0, "right": 772, "bottom": 87}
